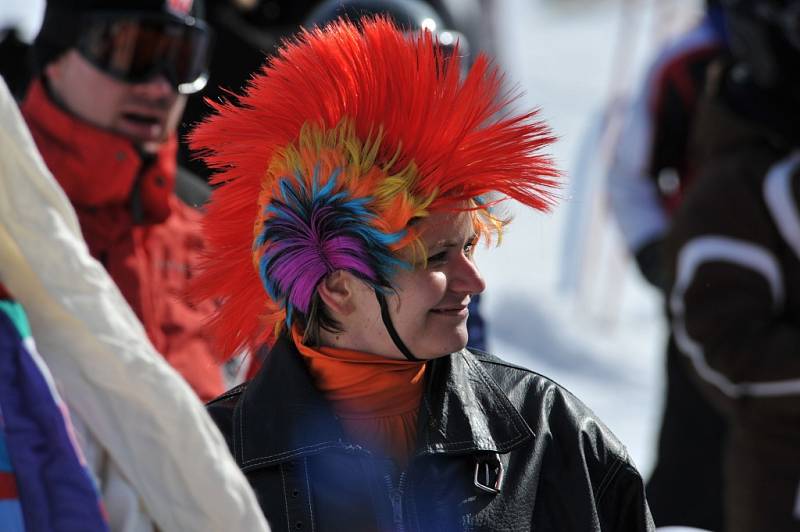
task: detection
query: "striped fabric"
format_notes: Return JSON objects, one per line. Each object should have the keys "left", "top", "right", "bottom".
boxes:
{"left": 0, "top": 300, "right": 108, "bottom": 532}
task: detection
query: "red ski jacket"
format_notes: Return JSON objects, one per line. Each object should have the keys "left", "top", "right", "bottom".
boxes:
{"left": 21, "top": 79, "right": 224, "bottom": 401}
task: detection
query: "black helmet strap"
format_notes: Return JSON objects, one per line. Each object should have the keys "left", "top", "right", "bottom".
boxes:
{"left": 375, "top": 291, "right": 419, "bottom": 361}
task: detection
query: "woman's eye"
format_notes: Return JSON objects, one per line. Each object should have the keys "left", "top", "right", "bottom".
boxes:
{"left": 427, "top": 251, "right": 448, "bottom": 264}
{"left": 464, "top": 237, "right": 478, "bottom": 255}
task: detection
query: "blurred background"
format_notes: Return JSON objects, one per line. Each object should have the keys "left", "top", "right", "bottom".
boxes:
{"left": 1, "top": 0, "right": 708, "bottom": 477}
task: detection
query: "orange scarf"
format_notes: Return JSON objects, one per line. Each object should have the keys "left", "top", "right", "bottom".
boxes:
{"left": 292, "top": 329, "right": 426, "bottom": 466}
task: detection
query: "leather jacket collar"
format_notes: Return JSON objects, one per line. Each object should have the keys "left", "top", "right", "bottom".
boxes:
{"left": 231, "top": 334, "right": 535, "bottom": 472}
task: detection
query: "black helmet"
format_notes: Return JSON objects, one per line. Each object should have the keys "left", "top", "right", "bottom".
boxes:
{"left": 304, "top": 0, "right": 470, "bottom": 63}
{"left": 722, "top": 0, "right": 800, "bottom": 88}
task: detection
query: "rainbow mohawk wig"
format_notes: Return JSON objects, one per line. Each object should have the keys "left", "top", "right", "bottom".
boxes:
{"left": 190, "top": 17, "right": 559, "bottom": 359}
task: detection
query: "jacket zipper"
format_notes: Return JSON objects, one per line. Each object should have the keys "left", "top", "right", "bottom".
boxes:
{"left": 383, "top": 469, "right": 408, "bottom": 532}
{"left": 129, "top": 165, "right": 147, "bottom": 225}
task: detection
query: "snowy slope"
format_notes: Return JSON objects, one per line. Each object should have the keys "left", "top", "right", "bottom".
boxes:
{"left": 480, "top": 0, "right": 703, "bottom": 477}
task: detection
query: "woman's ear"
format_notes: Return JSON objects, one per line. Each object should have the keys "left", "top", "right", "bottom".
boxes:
{"left": 317, "top": 270, "right": 357, "bottom": 316}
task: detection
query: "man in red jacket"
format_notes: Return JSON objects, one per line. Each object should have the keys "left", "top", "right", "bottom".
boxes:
{"left": 20, "top": 0, "right": 225, "bottom": 400}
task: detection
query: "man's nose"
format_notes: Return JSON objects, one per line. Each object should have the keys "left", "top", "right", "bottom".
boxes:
{"left": 131, "top": 74, "right": 175, "bottom": 100}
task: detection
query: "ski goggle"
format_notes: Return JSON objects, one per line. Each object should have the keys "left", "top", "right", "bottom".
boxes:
{"left": 75, "top": 13, "right": 212, "bottom": 94}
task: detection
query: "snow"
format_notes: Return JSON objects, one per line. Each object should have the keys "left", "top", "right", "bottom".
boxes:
{"left": 0, "top": 0, "right": 45, "bottom": 43}
{"left": 480, "top": 0, "right": 702, "bottom": 477}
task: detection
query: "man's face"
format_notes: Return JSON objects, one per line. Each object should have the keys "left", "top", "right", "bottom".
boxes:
{"left": 45, "top": 49, "right": 187, "bottom": 153}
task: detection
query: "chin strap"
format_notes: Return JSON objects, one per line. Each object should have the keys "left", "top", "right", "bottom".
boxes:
{"left": 375, "top": 291, "right": 419, "bottom": 361}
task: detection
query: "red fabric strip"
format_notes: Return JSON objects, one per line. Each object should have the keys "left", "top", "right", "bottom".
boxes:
{"left": 0, "top": 472, "right": 19, "bottom": 499}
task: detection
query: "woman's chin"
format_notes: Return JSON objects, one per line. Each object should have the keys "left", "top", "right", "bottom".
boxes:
{"left": 414, "top": 332, "right": 469, "bottom": 359}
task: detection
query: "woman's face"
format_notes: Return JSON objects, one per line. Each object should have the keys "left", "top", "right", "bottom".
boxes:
{"left": 341, "top": 210, "right": 486, "bottom": 359}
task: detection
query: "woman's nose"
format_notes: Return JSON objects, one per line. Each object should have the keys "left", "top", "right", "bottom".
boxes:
{"left": 451, "top": 253, "right": 486, "bottom": 295}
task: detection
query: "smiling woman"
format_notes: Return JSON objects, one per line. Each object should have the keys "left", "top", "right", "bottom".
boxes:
{"left": 195, "top": 16, "right": 655, "bottom": 531}
{"left": 318, "top": 210, "right": 486, "bottom": 360}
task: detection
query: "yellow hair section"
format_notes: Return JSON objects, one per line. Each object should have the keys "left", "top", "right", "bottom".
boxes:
{"left": 254, "top": 118, "right": 510, "bottom": 274}
{"left": 405, "top": 203, "right": 508, "bottom": 270}
{"left": 259, "top": 118, "right": 436, "bottom": 251}
{"left": 473, "top": 203, "right": 508, "bottom": 248}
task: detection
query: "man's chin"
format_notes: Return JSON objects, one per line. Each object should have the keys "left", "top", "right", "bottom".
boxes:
{"left": 119, "top": 131, "right": 169, "bottom": 154}
{"left": 138, "top": 138, "right": 169, "bottom": 154}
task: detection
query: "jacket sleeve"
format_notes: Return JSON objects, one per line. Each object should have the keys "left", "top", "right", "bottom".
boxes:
{"left": 149, "top": 202, "right": 226, "bottom": 402}
{"left": 606, "top": 86, "right": 669, "bottom": 257}
{"left": 606, "top": 29, "right": 706, "bottom": 259}
{"left": 668, "top": 154, "right": 800, "bottom": 417}
{"left": 597, "top": 459, "right": 655, "bottom": 532}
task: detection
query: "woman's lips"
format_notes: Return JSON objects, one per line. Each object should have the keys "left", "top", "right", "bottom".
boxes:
{"left": 430, "top": 306, "right": 469, "bottom": 317}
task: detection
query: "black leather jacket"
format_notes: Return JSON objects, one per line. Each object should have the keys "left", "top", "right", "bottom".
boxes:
{"left": 207, "top": 335, "right": 655, "bottom": 531}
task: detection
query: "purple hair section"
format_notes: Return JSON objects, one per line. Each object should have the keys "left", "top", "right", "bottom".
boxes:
{"left": 268, "top": 234, "right": 378, "bottom": 314}
{"left": 256, "top": 166, "right": 408, "bottom": 318}
{"left": 323, "top": 236, "right": 378, "bottom": 279}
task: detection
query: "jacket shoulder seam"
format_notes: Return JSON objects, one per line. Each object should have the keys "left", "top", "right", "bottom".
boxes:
{"left": 461, "top": 353, "right": 536, "bottom": 441}
{"left": 595, "top": 455, "right": 626, "bottom": 502}
{"left": 468, "top": 349, "right": 535, "bottom": 373}
{"left": 469, "top": 350, "right": 573, "bottom": 391}
{"left": 206, "top": 383, "right": 248, "bottom": 406}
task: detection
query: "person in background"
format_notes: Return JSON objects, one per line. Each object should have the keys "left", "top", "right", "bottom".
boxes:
{"left": 0, "top": 5, "right": 270, "bottom": 529}
{"left": 0, "top": 290, "right": 109, "bottom": 532}
{"left": 606, "top": 2, "right": 730, "bottom": 529}
{"left": 20, "top": 0, "right": 225, "bottom": 400}
{"left": 177, "top": 0, "right": 482, "bottom": 182}
{"left": 608, "top": 0, "right": 726, "bottom": 292}
{"left": 196, "top": 17, "right": 654, "bottom": 530}
{"left": 664, "top": 0, "right": 800, "bottom": 529}
{"left": 0, "top": 210, "right": 107, "bottom": 532}
{"left": 0, "top": 71, "right": 270, "bottom": 531}
{"left": 177, "top": 0, "right": 320, "bottom": 179}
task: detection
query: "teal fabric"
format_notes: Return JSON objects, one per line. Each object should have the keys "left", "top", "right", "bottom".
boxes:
{"left": 0, "top": 301, "right": 30, "bottom": 339}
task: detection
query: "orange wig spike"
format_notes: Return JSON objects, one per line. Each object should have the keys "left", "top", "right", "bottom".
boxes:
{"left": 190, "top": 17, "right": 560, "bottom": 360}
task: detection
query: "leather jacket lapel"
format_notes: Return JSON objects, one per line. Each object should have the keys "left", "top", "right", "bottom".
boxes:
{"left": 416, "top": 350, "right": 535, "bottom": 458}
